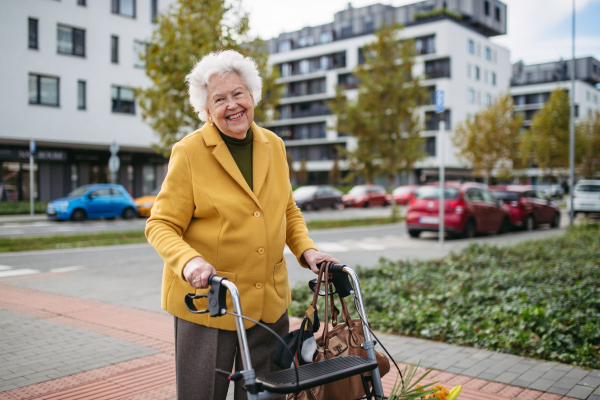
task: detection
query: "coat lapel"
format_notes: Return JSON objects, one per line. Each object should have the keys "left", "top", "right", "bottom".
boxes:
{"left": 251, "top": 122, "right": 271, "bottom": 199}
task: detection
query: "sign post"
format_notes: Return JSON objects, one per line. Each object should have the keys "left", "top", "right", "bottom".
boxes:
{"left": 29, "top": 140, "right": 36, "bottom": 219}
{"left": 435, "top": 90, "right": 445, "bottom": 246}
{"left": 108, "top": 141, "right": 120, "bottom": 184}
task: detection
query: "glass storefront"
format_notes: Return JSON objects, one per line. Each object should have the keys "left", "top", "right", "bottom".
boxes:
{"left": 1, "top": 161, "right": 38, "bottom": 201}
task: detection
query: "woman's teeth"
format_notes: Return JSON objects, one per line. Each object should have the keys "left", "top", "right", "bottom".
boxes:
{"left": 227, "top": 111, "right": 244, "bottom": 120}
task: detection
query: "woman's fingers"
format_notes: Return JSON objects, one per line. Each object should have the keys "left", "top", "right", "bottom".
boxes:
{"left": 183, "top": 257, "right": 216, "bottom": 289}
{"left": 303, "top": 249, "right": 341, "bottom": 274}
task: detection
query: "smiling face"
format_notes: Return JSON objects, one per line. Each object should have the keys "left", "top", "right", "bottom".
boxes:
{"left": 205, "top": 72, "right": 255, "bottom": 139}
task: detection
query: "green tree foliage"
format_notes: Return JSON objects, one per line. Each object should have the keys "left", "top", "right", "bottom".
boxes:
{"left": 452, "top": 93, "right": 523, "bottom": 184}
{"left": 137, "top": 0, "right": 280, "bottom": 156}
{"left": 520, "top": 88, "right": 581, "bottom": 180}
{"left": 329, "top": 23, "right": 428, "bottom": 220}
{"left": 577, "top": 111, "right": 600, "bottom": 178}
{"left": 298, "top": 159, "right": 309, "bottom": 186}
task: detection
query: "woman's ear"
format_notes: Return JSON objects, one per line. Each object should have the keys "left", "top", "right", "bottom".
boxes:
{"left": 205, "top": 109, "right": 213, "bottom": 126}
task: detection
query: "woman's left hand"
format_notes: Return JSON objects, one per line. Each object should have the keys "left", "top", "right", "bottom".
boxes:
{"left": 302, "top": 249, "right": 340, "bottom": 274}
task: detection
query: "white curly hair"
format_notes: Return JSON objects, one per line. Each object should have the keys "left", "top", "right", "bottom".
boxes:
{"left": 185, "top": 50, "right": 263, "bottom": 121}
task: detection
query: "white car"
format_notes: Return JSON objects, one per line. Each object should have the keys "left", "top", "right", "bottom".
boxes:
{"left": 572, "top": 180, "right": 600, "bottom": 215}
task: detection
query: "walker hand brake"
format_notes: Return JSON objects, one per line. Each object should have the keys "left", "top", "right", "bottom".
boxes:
{"left": 184, "top": 275, "right": 229, "bottom": 317}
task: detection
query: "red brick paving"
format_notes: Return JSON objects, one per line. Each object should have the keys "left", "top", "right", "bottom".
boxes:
{"left": 0, "top": 282, "right": 585, "bottom": 400}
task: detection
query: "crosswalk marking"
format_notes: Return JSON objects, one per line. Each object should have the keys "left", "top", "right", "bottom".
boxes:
{"left": 0, "top": 268, "right": 40, "bottom": 278}
{"left": 50, "top": 266, "right": 85, "bottom": 273}
{"left": 0, "top": 265, "right": 12, "bottom": 271}
{"left": 354, "top": 242, "right": 386, "bottom": 250}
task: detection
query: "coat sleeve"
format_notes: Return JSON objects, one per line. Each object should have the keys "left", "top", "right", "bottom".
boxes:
{"left": 145, "top": 143, "right": 203, "bottom": 280}
{"left": 280, "top": 140, "right": 317, "bottom": 268}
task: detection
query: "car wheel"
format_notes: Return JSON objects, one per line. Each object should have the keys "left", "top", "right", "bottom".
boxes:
{"left": 382, "top": 200, "right": 389, "bottom": 207}
{"left": 550, "top": 212, "right": 560, "bottom": 228}
{"left": 303, "top": 202, "right": 314, "bottom": 211}
{"left": 463, "top": 219, "right": 476, "bottom": 239}
{"left": 408, "top": 229, "right": 421, "bottom": 238}
{"left": 525, "top": 214, "right": 535, "bottom": 231}
{"left": 499, "top": 218, "right": 510, "bottom": 234}
{"left": 362, "top": 201, "right": 370, "bottom": 208}
{"left": 333, "top": 201, "right": 344, "bottom": 210}
{"left": 71, "top": 208, "right": 86, "bottom": 222}
{"left": 122, "top": 207, "right": 137, "bottom": 220}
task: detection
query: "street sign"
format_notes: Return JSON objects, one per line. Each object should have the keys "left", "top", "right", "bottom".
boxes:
{"left": 30, "top": 140, "right": 36, "bottom": 153}
{"left": 109, "top": 141, "right": 119, "bottom": 155}
{"left": 435, "top": 90, "right": 445, "bottom": 114}
{"left": 108, "top": 155, "right": 120, "bottom": 173}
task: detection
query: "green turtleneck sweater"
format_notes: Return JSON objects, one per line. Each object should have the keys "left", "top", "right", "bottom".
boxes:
{"left": 219, "top": 127, "right": 253, "bottom": 191}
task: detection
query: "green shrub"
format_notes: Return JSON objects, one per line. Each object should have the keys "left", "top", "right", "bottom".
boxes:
{"left": 414, "top": 8, "right": 463, "bottom": 21}
{"left": 0, "top": 201, "right": 48, "bottom": 215}
{"left": 290, "top": 223, "right": 600, "bottom": 368}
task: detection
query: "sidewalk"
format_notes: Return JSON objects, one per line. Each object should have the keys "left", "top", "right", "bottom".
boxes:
{"left": 1, "top": 273, "right": 599, "bottom": 400}
{"left": 0, "top": 214, "right": 47, "bottom": 224}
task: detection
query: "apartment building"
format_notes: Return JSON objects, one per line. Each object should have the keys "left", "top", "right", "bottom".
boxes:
{"left": 266, "top": 0, "right": 511, "bottom": 185}
{"left": 0, "top": 0, "right": 174, "bottom": 202}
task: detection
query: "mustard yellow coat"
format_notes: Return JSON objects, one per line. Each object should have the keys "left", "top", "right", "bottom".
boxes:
{"left": 145, "top": 121, "right": 316, "bottom": 331}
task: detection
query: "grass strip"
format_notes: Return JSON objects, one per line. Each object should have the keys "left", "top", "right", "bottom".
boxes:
{"left": 290, "top": 222, "right": 600, "bottom": 369}
{"left": 0, "top": 202, "right": 48, "bottom": 215}
{"left": 306, "top": 216, "right": 400, "bottom": 230}
{"left": 0, "top": 230, "right": 147, "bottom": 252}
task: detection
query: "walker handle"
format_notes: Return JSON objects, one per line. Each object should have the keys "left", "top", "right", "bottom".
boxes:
{"left": 184, "top": 275, "right": 229, "bottom": 317}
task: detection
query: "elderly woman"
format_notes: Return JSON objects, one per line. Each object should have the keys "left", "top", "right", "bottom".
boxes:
{"left": 145, "top": 50, "right": 338, "bottom": 400}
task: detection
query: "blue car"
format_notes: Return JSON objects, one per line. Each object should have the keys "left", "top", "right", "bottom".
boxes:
{"left": 46, "top": 184, "right": 138, "bottom": 221}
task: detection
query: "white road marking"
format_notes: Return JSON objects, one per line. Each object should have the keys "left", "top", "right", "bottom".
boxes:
{"left": 354, "top": 242, "right": 387, "bottom": 251}
{"left": 0, "top": 268, "right": 40, "bottom": 278}
{"left": 314, "top": 242, "right": 349, "bottom": 252}
{"left": 50, "top": 266, "right": 85, "bottom": 273}
{"left": 0, "top": 265, "right": 12, "bottom": 270}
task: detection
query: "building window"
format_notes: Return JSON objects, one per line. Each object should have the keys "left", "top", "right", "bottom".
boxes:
{"left": 484, "top": 0, "right": 490, "bottom": 16}
{"left": 426, "top": 85, "right": 436, "bottom": 105}
{"left": 495, "top": 5, "right": 501, "bottom": 22}
{"left": 425, "top": 58, "right": 451, "bottom": 79}
{"left": 77, "top": 80, "right": 86, "bottom": 110}
{"left": 29, "top": 74, "right": 59, "bottom": 106}
{"left": 425, "top": 137, "right": 436, "bottom": 157}
{"left": 151, "top": 0, "right": 158, "bottom": 23}
{"left": 111, "top": 35, "right": 119, "bottom": 63}
{"left": 320, "top": 31, "right": 333, "bottom": 44}
{"left": 338, "top": 73, "right": 360, "bottom": 89}
{"left": 77, "top": 0, "right": 86, "bottom": 5}
{"left": 485, "top": 93, "right": 492, "bottom": 106}
{"left": 142, "top": 165, "right": 156, "bottom": 195}
{"left": 485, "top": 47, "right": 491, "bottom": 61}
{"left": 278, "top": 40, "right": 292, "bottom": 53}
{"left": 491, "top": 71, "right": 496, "bottom": 86}
{"left": 112, "top": 85, "right": 135, "bottom": 114}
{"left": 415, "top": 35, "right": 436, "bottom": 55}
{"left": 133, "top": 40, "right": 147, "bottom": 68}
{"left": 112, "top": 0, "right": 136, "bottom": 18}
{"left": 298, "top": 36, "right": 314, "bottom": 47}
{"left": 28, "top": 18, "right": 38, "bottom": 49}
{"left": 467, "top": 63, "right": 471, "bottom": 78}
{"left": 425, "top": 110, "right": 451, "bottom": 130}
{"left": 340, "top": 25, "right": 353, "bottom": 38}
{"left": 468, "top": 88, "right": 474, "bottom": 104}
{"left": 70, "top": 164, "right": 79, "bottom": 191}
{"left": 474, "top": 66, "right": 480, "bottom": 80}
{"left": 468, "top": 39, "right": 474, "bottom": 54}
{"left": 281, "top": 63, "right": 292, "bottom": 77}
{"left": 57, "top": 25, "right": 85, "bottom": 56}
{"left": 299, "top": 59, "right": 310, "bottom": 75}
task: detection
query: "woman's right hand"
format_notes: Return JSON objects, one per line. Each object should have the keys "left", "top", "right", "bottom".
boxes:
{"left": 183, "top": 257, "right": 217, "bottom": 289}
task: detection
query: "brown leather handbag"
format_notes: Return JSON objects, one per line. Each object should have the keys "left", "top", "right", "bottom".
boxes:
{"left": 288, "top": 263, "right": 390, "bottom": 400}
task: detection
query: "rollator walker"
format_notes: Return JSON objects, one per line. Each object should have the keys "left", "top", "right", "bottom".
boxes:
{"left": 184, "top": 263, "right": 387, "bottom": 400}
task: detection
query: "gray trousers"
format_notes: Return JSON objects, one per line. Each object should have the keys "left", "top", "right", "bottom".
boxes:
{"left": 174, "top": 312, "right": 289, "bottom": 400}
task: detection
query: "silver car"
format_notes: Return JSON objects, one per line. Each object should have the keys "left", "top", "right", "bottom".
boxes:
{"left": 572, "top": 180, "right": 600, "bottom": 215}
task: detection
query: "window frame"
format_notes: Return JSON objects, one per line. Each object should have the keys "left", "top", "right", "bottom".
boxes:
{"left": 133, "top": 40, "right": 147, "bottom": 68}
{"left": 111, "top": 85, "right": 136, "bottom": 115}
{"left": 77, "top": 80, "right": 86, "bottom": 110}
{"left": 468, "top": 39, "right": 474, "bottom": 54}
{"left": 28, "top": 73, "right": 60, "bottom": 107}
{"left": 111, "top": 35, "right": 119, "bottom": 63}
{"left": 77, "top": 0, "right": 86, "bottom": 5}
{"left": 151, "top": 0, "right": 158, "bottom": 23}
{"left": 28, "top": 18, "right": 38, "bottom": 49}
{"left": 57, "top": 24, "right": 85, "bottom": 57}
{"left": 111, "top": 0, "right": 136, "bottom": 18}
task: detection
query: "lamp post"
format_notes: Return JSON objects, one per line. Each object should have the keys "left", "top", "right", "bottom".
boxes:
{"left": 569, "top": 0, "right": 575, "bottom": 226}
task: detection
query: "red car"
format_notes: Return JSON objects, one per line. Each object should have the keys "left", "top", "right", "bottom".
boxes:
{"left": 406, "top": 182, "right": 511, "bottom": 238}
{"left": 489, "top": 185, "right": 561, "bottom": 230}
{"left": 342, "top": 185, "right": 388, "bottom": 208}
{"left": 385, "top": 185, "right": 419, "bottom": 205}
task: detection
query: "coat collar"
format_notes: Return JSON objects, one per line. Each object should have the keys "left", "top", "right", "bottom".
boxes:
{"left": 201, "top": 121, "right": 271, "bottom": 208}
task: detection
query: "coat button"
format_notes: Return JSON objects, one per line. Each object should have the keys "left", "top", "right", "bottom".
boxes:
{"left": 257, "top": 247, "right": 265, "bottom": 255}
{"left": 255, "top": 282, "right": 263, "bottom": 289}
{"left": 254, "top": 211, "right": 261, "bottom": 218}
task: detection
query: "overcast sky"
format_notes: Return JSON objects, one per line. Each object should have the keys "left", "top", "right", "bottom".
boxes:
{"left": 241, "top": 0, "right": 600, "bottom": 65}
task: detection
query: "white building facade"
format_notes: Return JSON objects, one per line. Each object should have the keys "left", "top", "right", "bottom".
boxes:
{"left": 0, "top": 0, "right": 175, "bottom": 202}
{"left": 266, "top": 0, "right": 511, "bottom": 185}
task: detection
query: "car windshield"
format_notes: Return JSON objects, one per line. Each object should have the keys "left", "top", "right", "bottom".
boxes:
{"left": 293, "top": 186, "right": 317, "bottom": 198}
{"left": 576, "top": 185, "right": 600, "bottom": 192}
{"left": 67, "top": 186, "right": 91, "bottom": 198}
{"left": 415, "top": 186, "right": 459, "bottom": 200}
{"left": 348, "top": 187, "right": 369, "bottom": 195}
{"left": 491, "top": 191, "right": 520, "bottom": 201}
{"left": 393, "top": 187, "right": 412, "bottom": 194}
{"left": 150, "top": 187, "right": 161, "bottom": 196}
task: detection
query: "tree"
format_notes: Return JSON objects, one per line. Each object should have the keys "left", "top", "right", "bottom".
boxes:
{"left": 137, "top": 0, "right": 280, "bottom": 156}
{"left": 577, "top": 111, "right": 600, "bottom": 178}
{"left": 298, "top": 159, "right": 309, "bottom": 186}
{"left": 520, "top": 88, "right": 574, "bottom": 181}
{"left": 452, "top": 93, "right": 523, "bottom": 184}
{"left": 329, "top": 158, "right": 342, "bottom": 186}
{"left": 287, "top": 152, "right": 296, "bottom": 185}
{"left": 329, "top": 23, "right": 428, "bottom": 221}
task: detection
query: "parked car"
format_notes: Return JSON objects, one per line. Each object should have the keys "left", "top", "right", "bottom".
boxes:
{"left": 489, "top": 185, "right": 561, "bottom": 230}
{"left": 406, "top": 182, "right": 511, "bottom": 238}
{"left": 572, "top": 180, "right": 600, "bottom": 216}
{"left": 385, "top": 185, "right": 419, "bottom": 205}
{"left": 293, "top": 185, "right": 344, "bottom": 211}
{"left": 135, "top": 187, "right": 161, "bottom": 217}
{"left": 46, "top": 184, "right": 138, "bottom": 221}
{"left": 342, "top": 185, "right": 388, "bottom": 208}
{"left": 536, "top": 184, "right": 565, "bottom": 200}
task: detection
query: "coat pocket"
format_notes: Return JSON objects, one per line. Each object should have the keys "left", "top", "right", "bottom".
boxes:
{"left": 194, "top": 270, "right": 237, "bottom": 310}
{"left": 273, "top": 258, "right": 289, "bottom": 299}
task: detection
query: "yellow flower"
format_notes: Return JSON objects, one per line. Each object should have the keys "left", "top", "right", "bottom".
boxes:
{"left": 447, "top": 385, "right": 462, "bottom": 400}
{"left": 423, "top": 385, "right": 450, "bottom": 400}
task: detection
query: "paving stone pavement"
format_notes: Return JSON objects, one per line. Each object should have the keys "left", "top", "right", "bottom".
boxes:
{"left": 1, "top": 274, "right": 599, "bottom": 400}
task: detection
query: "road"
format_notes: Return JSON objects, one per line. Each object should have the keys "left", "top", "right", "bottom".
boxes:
{"left": 0, "top": 220, "right": 567, "bottom": 316}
